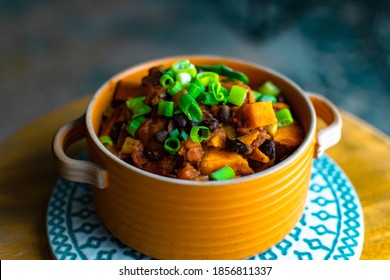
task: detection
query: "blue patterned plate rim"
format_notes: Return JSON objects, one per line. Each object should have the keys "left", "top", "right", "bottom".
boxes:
{"left": 46, "top": 155, "right": 364, "bottom": 260}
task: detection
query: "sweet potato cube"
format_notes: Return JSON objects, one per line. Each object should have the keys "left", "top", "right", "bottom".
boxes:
{"left": 248, "top": 148, "right": 270, "bottom": 163}
{"left": 200, "top": 148, "right": 254, "bottom": 176}
{"left": 238, "top": 131, "right": 259, "bottom": 146}
{"left": 239, "top": 101, "right": 277, "bottom": 128}
{"left": 274, "top": 123, "right": 304, "bottom": 160}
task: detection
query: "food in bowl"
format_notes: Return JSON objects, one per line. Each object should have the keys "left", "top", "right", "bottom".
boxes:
{"left": 98, "top": 59, "right": 304, "bottom": 181}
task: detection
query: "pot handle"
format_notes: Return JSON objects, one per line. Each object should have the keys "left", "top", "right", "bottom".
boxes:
{"left": 306, "top": 92, "right": 342, "bottom": 158}
{"left": 52, "top": 115, "right": 108, "bottom": 189}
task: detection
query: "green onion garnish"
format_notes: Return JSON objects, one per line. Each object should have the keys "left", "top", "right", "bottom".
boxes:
{"left": 126, "top": 116, "right": 146, "bottom": 138}
{"left": 210, "top": 166, "right": 236, "bottom": 180}
{"left": 198, "top": 92, "right": 220, "bottom": 105}
{"left": 132, "top": 104, "right": 152, "bottom": 119}
{"left": 187, "top": 80, "right": 204, "bottom": 99}
{"left": 196, "top": 65, "right": 249, "bottom": 84}
{"left": 167, "top": 81, "right": 184, "bottom": 96}
{"left": 171, "top": 59, "right": 197, "bottom": 77}
{"left": 221, "top": 87, "right": 229, "bottom": 104}
{"left": 179, "top": 130, "right": 188, "bottom": 141}
{"left": 196, "top": 71, "right": 219, "bottom": 87}
{"left": 209, "top": 82, "right": 224, "bottom": 101}
{"left": 160, "top": 74, "right": 175, "bottom": 88}
{"left": 169, "top": 128, "right": 180, "bottom": 138}
{"left": 164, "top": 136, "right": 180, "bottom": 154}
{"left": 99, "top": 136, "right": 113, "bottom": 146}
{"left": 126, "top": 96, "right": 146, "bottom": 111}
{"left": 259, "top": 94, "right": 277, "bottom": 103}
{"left": 190, "top": 126, "right": 210, "bottom": 142}
{"left": 227, "top": 85, "right": 248, "bottom": 106}
{"left": 157, "top": 100, "right": 174, "bottom": 117}
{"left": 259, "top": 81, "right": 280, "bottom": 96}
{"left": 276, "top": 108, "right": 294, "bottom": 127}
{"left": 176, "top": 72, "right": 192, "bottom": 87}
{"left": 178, "top": 94, "right": 202, "bottom": 122}
{"left": 253, "top": 90, "right": 262, "bottom": 101}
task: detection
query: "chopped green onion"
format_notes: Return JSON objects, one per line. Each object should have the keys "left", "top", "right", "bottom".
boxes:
{"left": 209, "top": 82, "right": 224, "bottom": 101}
{"left": 132, "top": 104, "right": 152, "bottom": 119}
{"left": 171, "top": 59, "right": 197, "bottom": 77}
{"left": 176, "top": 72, "right": 192, "bottom": 87}
{"left": 196, "top": 71, "right": 219, "bottom": 87}
{"left": 99, "top": 136, "right": 113, "bottom": 146}
{"left": 178, "top": 94, "right": 202, "bottom": 122}
{"left": 276, "top": 108, "right": 294, "bottom": 127}
{"left": 253, "top": 90, "right": 262, "bottom": 101}
{"left": 160, "top": 74, "right": 175, "bottom": 88}
{"left": 259, "top": 94, "right": 277, "bottom": 103}
{"left": 164, "top": 136, "right": 180, "bottom": 154}
{"left": 221, "top": 87, "right": 229, "bottom": 104}
{"left": 196, "top": 65, "right": 249, "bottom": 84}
{"left": 126, "top": 116, "right": 146, "bottom": 138}
{"left": 167, "top": 81, "right": 183, "bottom": 95}
{"left": 169, "top": 128, "right": 180, "bottom": 138}
{"left": 172, "top": 59, "right": 191, "bottom": 71}
{"left": 227, "top": 85, "right": 248, "bottom": 106}
{"left": 259, "top": 81, "right": 281, "bottom": 96}
{"left": 190, "top": 126, "right": 210, "bottom": 142}
{"left": 220, "top": 65, "right": 249, "bottom": 84}
{"left": 210, "top": 166, "right": 236, "bottom": 181}
{"left": 162, "top": 69, "right": 175, "bottom": 79}
{"left": 187, "top": 80, "right": 205, "bottom": 99}
{"left": 126, "top": 96, "right": 146, "bottom": 111}
{"left": 157, "top": 100, "right": 174, "bottom": 117}
{"left": 198, "top": 92, "right": 220, "bottom": 105}
{"left": 179, "top": 130, "right": 188, "bottom": 140}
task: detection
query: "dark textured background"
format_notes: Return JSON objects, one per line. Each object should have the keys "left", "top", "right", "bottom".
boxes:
{"left": 1, "top": 0, "right": 389, "bottom": 142}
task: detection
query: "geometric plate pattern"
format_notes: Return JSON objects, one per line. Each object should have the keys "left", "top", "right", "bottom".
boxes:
{"left": 47, "top": 155, "right": 364, "bottom": 260}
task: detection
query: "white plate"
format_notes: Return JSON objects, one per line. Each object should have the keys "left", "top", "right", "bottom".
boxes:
{"left": 47, "top": 155, "right": 364, "bottom": 260}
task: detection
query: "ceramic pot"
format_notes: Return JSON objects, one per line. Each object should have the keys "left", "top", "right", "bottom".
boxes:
{"left": 52, "top": 56, "right": 342, "bottom": 259}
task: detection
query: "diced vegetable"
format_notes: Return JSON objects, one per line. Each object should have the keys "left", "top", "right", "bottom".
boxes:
{"left": 121, "top": 137, "right": 140, "bottom": 154}
{"left": 200, "top": 148, "right": 254, "bottom": 176}
{"left": 237, "top": 131, "right": 259, "bottom": 146}
{"left": 259, "top": 81, "right": 280, "bottom": 96}
{"left": 164, "top": 136, "right": 181, "bottom": 154}
{"left": 178, "top": 94, "right": 202, "bottom": 122}
{"left": 238, "top": 101, "right": 277, "bottom": 128}
{"left": 276, "top": 108, "right": 294, "bottom": 127}
{"left": 210, "top": 166, "right": 236, "bottom": 180}
{"left": 126, "top": 116, "right": 146, "bottom": 138}
{"left": 99, "top": 136, "right": 113, "bottom": 146}
{"left": 248, "top": 148, "right": 270, "bottom": 163}
{"left": 190, "top": 126, "right": 210, "bottom": 142}
{"left": 227, "top": 85, "right": 248, "bottom": 106}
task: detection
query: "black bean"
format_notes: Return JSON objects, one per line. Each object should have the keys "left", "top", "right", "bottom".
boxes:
{"left": 208, "top": 118, "right": 219, "bottom": 131}
{"left": 229, "top": 139, "right": 251, "bottom": 154}
{"left": 143, "top": 148, "right": 160, "bottom": 161}
{"left": 110, "top": 122, "right": 122, "bottom": 143}
{"left": 186, "top": 121, "right": 200, "bottom": 133}
{"left": 202, "top": 118, "right": 218, "bottom": 131}
{"left": 260, "top": 139, "right": 275, "bottom": 159}
{"left": 277, "top": 95, "right": 285, "bottom": 103}
{"left": 155, "top": 130, "right": 169, "bottom": 143}
{"left": 173, "top": 114, "right": 188, "bottom": 128}
{"left": 167, "top": 120, "right": 175, "bottom": 133}
{"left": 218, "top": 105, "right": 231, "bottom": 124}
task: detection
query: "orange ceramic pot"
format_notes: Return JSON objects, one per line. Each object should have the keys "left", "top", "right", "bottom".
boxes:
{"left": 52, "top": 56, "right": 342, "bottom": 259}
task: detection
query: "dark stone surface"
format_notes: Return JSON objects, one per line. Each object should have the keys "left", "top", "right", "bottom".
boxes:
{"left": 1, "top": 0, "right": 388, "bottom": 141}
